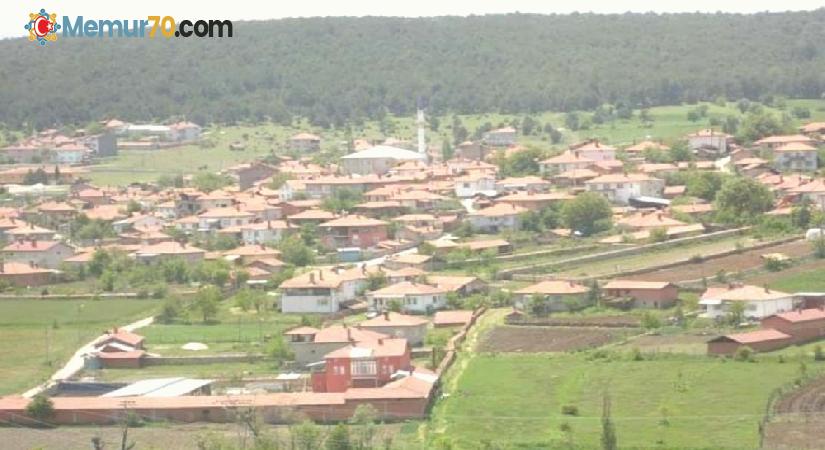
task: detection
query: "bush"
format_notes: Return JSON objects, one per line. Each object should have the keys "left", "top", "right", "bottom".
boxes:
{"left": 561, "top": 404, "right": 579, "bottom": 416}
{"left": 815, "top": 345, "right": 825, "bottom": 362}
{"left": 734, "top": 346, "right": 755, "bottom": 362}
{"left": 631, "top": 347, "right": 644, "bottom": 361}
{"left": 26, "top": 394, "right": 54, "bottom": 423}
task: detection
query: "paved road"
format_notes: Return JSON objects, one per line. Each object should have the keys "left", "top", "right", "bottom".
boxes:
{"left": 21, "top": 316, "right": 156, "bottom": 398}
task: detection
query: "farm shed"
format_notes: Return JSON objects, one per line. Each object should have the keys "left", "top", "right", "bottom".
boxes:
{"left": 761, "top": 308, "right": 825, "bottom": 344}
{"left": 603, "top": 280, "right": 679, "bottom": 308}
{"left": 707, "top": 329, "right": 792, "bottom": 356}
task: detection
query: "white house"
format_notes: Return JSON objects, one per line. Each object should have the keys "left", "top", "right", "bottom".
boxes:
{"left": 240, "top": 220, "right": 291, "bottom": 245}
{"left": 279, "top": 266, "right": 369, "bottom": 314}
{"left": 197, "top": 208, "right": 255, "bottom": 232}
{"left": 367, "top": 281, "right": 448, "bottom": 314}
{"left": 585, "top": 173, "right": 665, "bottom": 205}
{"left": 2, "top": 240, "right": 75, "bottom": 269}
{"left": 699, "top": 284, "right": 798, "bottom": 320}
{"left": 686, "top": 129, "right": 731, "bottom": 154}
{"left": 340, "top": 145, "right": 427, "bottom": 175}
{"left": 454, "top": 173, "right": 497, "bottom": 198}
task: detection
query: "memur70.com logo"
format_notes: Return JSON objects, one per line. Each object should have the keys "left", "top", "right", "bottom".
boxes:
{"left": 25, "top": 9, "right": 234, "bottom": 46}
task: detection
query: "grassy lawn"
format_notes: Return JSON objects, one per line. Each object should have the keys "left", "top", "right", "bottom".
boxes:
{"left": 763, "top": 268, "right": 825, "bottom": 293}
{"left": 430, "top": 353, "right": 812, "bottom": 449}
{"left": 0, "top": 299, "right": 161, "bottom": 395}
{"left": 139, "top": 303, "right": 304, "bottom": 356}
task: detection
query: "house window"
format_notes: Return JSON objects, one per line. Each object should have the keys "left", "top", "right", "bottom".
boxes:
{"left": 351, "top": 360, "right": 377, "bottom": 376}
{"left": 317, "top": 298, "right": 330, "bottom": 306}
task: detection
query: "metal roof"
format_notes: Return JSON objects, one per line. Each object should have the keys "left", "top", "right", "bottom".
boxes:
{"left": 101, "top": 377, "right": 213, "bottom": 398}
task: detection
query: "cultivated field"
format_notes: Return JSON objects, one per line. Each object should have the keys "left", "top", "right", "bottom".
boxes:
{"left": 0, "top": 299, "right": 161, "bottom": 395}
{"left": 431, "top": 354, "right": 815, "bottom": 449}
{"left": 477, "top": 326, "right": 629, "bottom": 353}
{"left": 745, "top": 258, "right": 825, "bottom": 292}
{"left": 625, "top": 239, "right": 813, "bottom": 283}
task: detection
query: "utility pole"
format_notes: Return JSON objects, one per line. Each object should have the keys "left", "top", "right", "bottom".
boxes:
{"left": 119, "top": 400, "right": 136, "bottom": 450}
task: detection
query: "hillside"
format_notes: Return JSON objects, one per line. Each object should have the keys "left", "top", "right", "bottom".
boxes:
{"left": 2, "top": 11, "right": 825, "bottom": 127}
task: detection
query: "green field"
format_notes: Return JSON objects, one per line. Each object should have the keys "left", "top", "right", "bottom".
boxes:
{"left": 139, "top": 303, "right": 303, "bottom": 356}
{"left": 430, "top": 353, "right": 810, "bottom": 449}
{"left": 0, "top": 299, "right": 161, "bottom": 395}
{"left": 88, "top": 99, "right": 825, "bottom": 187}
{"left": 766, "top": 268, "right": 825, "bottom": 293}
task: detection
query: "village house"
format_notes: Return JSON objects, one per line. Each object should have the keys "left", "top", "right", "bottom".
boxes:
{"left": 359, "top": 312, "right": 429, "bottom": 346}
{"left": 133, "top": 242, "right": 205, "bottom": 265}
{"left": 570, "top": 141, "right": 616, "bottom": 161}
{"left": 0, "top": 261, "right": 55, "bottom": 286}
{"left": 585, "top": 173, "right": 665, "bottom": 205}
{"left": 285, "top": 324, "right": 389, "bottom": 366}
{"left": 539, "top": 151, "right": 595, "bottom": 176}
{"left": 239, "top": 220, "right": 291, "bottom": 245}
{"left": 2, "top": 240, "right": 75, "bottom": 269}
{"left": 699, "top": 284, "right": 798, "bottom": 320}
{"left": 497, "top": 191, "right": 574, "bottom": 211}
{"left": 495, "top": 176, "right": 552, "bottom": 193}
{"left": 224, "top": 162, "right": 276, "bottom": 190}
{"left": 198, "top": 208, "right": 255, "bottom": 232}
{"left": 686, "top": 129, "right": 732, "bottom": 154}
{"left": 311, "top": 338, "right": 411, "bottom": 393}
{"left": 368, "top": 281, "right": 448, "bottom": 313}
{"left": 454, "top": 173, "right": 497, "bottom": 198}
{"left": 196, "top": 190, "right": 234, "bottom": 210}
{"left": 454, "top": 141, "right": 490, "bottom": 161}
{"left": 279, "top": 266, "right": 370, "bottom": 314}
{"left": 624, "top": 140, "right": 670, "bottom": 156}
{"left": 222, "top": 244, "right": 281, "bottom": 264}
{"left": 287, "top": 133, "right": 322, "bottom": 152}
{"left": 426, "top": 275, "right": 488, "bottom": 296}
{"left": 467, "top": 203, "right": 527, "bottom": 233}
{"left": 755, "top": 134, "right": 815, "bottom": 150}
{"left": 603, "top": 280, "right": 679, "bottom": 309}
{"left": 287, "top": 209, "right": 339, "bottom": 227}
{"left": 319, "top": 215, "right": 389, "bottom": 249}
{"left": 800, "top": 122, "right": 825, "bottom": 136}
{"left": 433, "top": 310, "right": 474, "bottom": 328}
{"left": 482, "top": 127, "right": 517, "bottom": 147}
{"left": 514, "top": 280, "right": 590, "bottom": 312}
{"left": 340, "top": 146, "right": 427, "bottom": 175}
{"left": 772, "top": 142, "right": 819, "bottom": 172}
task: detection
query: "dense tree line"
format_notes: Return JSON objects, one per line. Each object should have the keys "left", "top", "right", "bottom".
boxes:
{"left": 2, "top": 11, "right": 825, "bottom": 128}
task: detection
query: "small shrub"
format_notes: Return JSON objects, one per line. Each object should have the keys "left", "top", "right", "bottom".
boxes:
{"left": 814, "top": 345, "right": 825, "bottom": 362}
{"left": 734, "top": 346, "right": 755, "bottom": 362}
{"left": 561, "top": 404, "right": 579, "bottom": 416}
{"left": 631, "top": 347, "right": 644, "bottom": 361}
{"left": 689, "top": 254, "right": 704, "bottom": 263}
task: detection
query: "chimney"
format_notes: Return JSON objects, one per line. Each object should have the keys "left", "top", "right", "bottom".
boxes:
{"left": 267, "top": 220, "right": 272, "bottom": 230}
{"left": 0, "top": 260, "right": 4, "bottom": 273}
{"left": 764, "top": 284, "right": 770, "bottom": 293}
{"left": 318, "top": 271, "right": 324, "bottom": 281}
{"left": 347, "top": 328, "right": 353, "bottom": 342}
{"left": 384, "top": 311, "right": 390, "bottom": 321}
{"left": 309, "top": 272, "right": 316, "bottom": 284}
{"left": 378, "top": 338, "right": 384, "bottom": 345}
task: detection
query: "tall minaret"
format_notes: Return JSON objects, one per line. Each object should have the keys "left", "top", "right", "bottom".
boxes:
{"left": 416, "top": 98, "right": 427, "bottom": 159}
{"left": 417, "top": 108, "right": 426, "bottom": 156}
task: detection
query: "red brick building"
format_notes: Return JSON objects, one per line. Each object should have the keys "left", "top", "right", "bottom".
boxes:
{"left": 603, "top": 280, "right": 679, "bottom": 309}
{"left": 319, "top": 215, "right": 388, "bottom": 249}
{"left": 312, "top": 338, "right": 411, "bottom": 393}
{"left": 761, "top": 309, "right": 825, "bottom": 345}
{"left": 707, "top": 329, "right": 792, "bottom": 356}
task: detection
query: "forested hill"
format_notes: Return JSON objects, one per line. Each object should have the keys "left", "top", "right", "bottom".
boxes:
{"left": 2, "top": 11, "right": 825, "bottom": 128}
